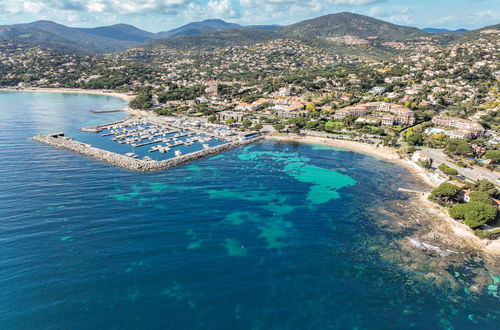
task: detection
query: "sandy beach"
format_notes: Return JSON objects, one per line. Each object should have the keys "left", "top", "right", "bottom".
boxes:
{"left": 0, "top": 87, "right": 133, "bottom": 102}
{"left": 266, "top": 134, "right": 500, "bottom": 257}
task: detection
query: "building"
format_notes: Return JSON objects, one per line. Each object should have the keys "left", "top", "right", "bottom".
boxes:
{"left": 334, "top": 102, "right": 415, "bottom": 126}
{"left": 431, "top": 116, "right": 484, "bottom": 139}
{"left": 277, "top": 87, "right": 292, "bottom": 97}
{"left": 205, "top": 81, "right": 219, "bottom": 96}
{"left": 370, "top": 86, "right": 386, "bottom": 95}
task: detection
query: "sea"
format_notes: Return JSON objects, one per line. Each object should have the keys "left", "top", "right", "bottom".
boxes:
{"left": 0, "top": 91, "right": 498, "bottom": 329}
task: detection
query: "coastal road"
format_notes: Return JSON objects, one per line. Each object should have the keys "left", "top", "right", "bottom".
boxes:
{"left": 419, "top": 148, "right": 500, "bottom": 184}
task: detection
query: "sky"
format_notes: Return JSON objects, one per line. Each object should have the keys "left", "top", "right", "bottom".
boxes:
{"left": 0, "top": 0, "right": 499, "bottom": 32}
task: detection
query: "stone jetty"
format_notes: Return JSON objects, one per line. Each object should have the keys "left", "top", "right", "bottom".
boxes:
{"left": 32, "top": 133, "right": 263, "bottom": 172}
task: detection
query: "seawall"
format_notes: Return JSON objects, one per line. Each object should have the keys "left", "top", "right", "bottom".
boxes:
{"left": 32, "top": 134, "right": 263, "bottom": 172}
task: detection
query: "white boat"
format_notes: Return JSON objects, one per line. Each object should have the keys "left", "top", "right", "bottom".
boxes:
{"left": 174, "top": 150, "right": 182, "bottom": 157}
{"left": 125, "top": 152, "right": 138, "bottom": 158}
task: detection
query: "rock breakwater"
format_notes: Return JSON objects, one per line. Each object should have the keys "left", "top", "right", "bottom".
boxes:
{"left": 33, "top": 133, "right": 263, "bottom": 172}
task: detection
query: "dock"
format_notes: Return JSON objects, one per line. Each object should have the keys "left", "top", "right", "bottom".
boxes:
{"left": 90, "top": 109, "right": 126, "bottom": 113}
{"left": 398, "top": 188, "right": 428, "bottom": 194}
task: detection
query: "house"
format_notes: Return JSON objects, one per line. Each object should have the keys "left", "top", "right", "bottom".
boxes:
{"left": 334, "top": 102, "right": 415, "bottom": 125}
{"left": 370, "top": 86, "right": 386, "bottom": 95}
{"left": 432, "top": 116, "right": 485, "bottom": 139}
{"left": 411, "top": 151, "right": 430, "bottom": 163}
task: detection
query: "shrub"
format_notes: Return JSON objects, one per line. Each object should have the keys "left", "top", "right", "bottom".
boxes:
{"left": 484, "top": 150, "right": 500, "bottom": 163}
{"left": 438, "top": 163, "right": 458, "bottom": 176}
{"left": 449, "top": 202, "right": 497, "bottom": 228}
{"left": 469, "top": 191, "right": 493, "bottom": 205}
{"left": 430, "top": 182, "right": 461, "bottom": 201}
{"left": 474, "top": 228, "right": 500, "bottom": 240}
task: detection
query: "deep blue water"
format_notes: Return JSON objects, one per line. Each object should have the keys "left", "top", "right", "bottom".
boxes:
{"left": 0, "top": 92, "right": 498, "bottom": 329}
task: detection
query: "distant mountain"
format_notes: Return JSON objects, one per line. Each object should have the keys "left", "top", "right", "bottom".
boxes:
{"left": 157, "top": 19, "right": 242, "bottom": 38}
{"left": 245, "top": 25, "right": 282, "bottom": 31}
{"left": 423, "top": 28, "right": 469, "bottom": 34}
{"left": 77, "top": 24, "right": 157, "bottom": 42}
{"left": 157, "top": 19, "right": 282, "bottom": 38}
{"left": 0, "top": 20, "right": 156, "bottom": 54}
{"left": 279, "top": 12, "right": 428, "bottom": 40}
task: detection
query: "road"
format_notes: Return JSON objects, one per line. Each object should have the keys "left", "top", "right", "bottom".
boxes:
{"left": 419, "top": 148, "right": 500, "bottom": 185}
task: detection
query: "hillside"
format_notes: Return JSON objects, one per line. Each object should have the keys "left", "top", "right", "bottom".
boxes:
{"left": 146, "top": 28, "right": 280, "bottom": 50}
{"left": 279, "top": 12, "right": 428, "bottom": 41}
{"left": 77, "top": 24, "right": 157, "bottom": 42}
{"left": 0, "top": 21, "right": 156, "bottom": 54}
{"left": 157, "top": 19, "right": 241, "bottom": 38}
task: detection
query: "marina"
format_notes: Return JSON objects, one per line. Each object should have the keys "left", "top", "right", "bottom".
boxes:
{"left": 33, "top": 115, "right": 263, "bottom": 171}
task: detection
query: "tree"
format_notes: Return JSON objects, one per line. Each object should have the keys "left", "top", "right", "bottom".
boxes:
{"left": 273, "top": 124, "right": 285, "bottom": 132}
{"left": 471, "top": 179, "right": 498, "bottom": 198}
{"left": 306, "top": 121, "right": 318, "bottom": 129}
{"left": 406, "top": 131, "right": 425, "bottom": 146}
{"left": 469, "top": 191, "right": 493, "bottom": 205}
{"left": 225, "top": 119, "right": 235, "bottom": 124}
{"left": 429, "top": 182, "right": 461, "bottom": 205}
{"left": 207, "top": 115, "right": 216, "bottom": 123}
{"left": 253, "top": 123, "right": 263, "bottom": 131}
{"left": 449, "top": 202, "right": 497, "bottom": 228}
{"left": 438, "top": 163, "right": 458, "bottom": 175}
{"left": 242, "top": 119, "right": 252, "bottom": 129}
{"left": 129, "top": 92, "right": 152, "bottom": 110}
{"left": 306, "top": 102, "right": 316, "bottom": 112}
{"left": 445, "top": 139, "right": 472, "bottom": 156}
{"left": 484, "top": 150, "right": 500, "bottom": 163}
{"left": 342, "top": 115, "right": 356, "bottom": 127}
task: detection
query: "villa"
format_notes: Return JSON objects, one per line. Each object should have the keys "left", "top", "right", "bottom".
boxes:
{"left": 431, "top": 116, "right": 484, "bottom": 139}
{"left": 334, "top": 102, "right": 415, "bottom": 126}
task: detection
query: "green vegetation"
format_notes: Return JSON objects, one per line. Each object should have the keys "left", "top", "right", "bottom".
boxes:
{"left": 449, "top": 202, "right": 497, "bottom": 228}
{"left": 467, "top": 179, "right": 499, "bottom": 198}
{"left": 241, "top": 119, "right": 253, "bottom": 129}
{"left": 474, "top": 228, "right": 500, "bottom": 240}
{"left": 429, "top": 182, "right": 461, "bottom": 206}
{"left": 468, "top": 191, "right": 493, "bottom": 205}
{"left": 484, "top": 150, "right": 500, "bottom": 163}
{"left": 129, "top": 92, "right": 152, "bottom": 110}
{"left": 438, "top": 163, "right": 458, "bottom": 176}
{"left": 445, "top": 139, "right": 472, "bottom": 156}
{"left": 273, "top": 124, "right": 284, "bottom": 132}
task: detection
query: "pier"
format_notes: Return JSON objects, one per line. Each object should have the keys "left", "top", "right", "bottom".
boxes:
{"left": 90, "top": 109, "right": 126, "bottom": 113}
{"left": 398, "top": 188, "right": 428, "bottom": 195}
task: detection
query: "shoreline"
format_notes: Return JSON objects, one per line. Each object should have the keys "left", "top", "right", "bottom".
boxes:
{"left": 266, "top": 134, "right": 438, "bottom": 187}
{"left": 0, "top": 87, "right": 133, "bottom": 102}
{"left": 265, "top": 134, "right": 500, "bottom": 257}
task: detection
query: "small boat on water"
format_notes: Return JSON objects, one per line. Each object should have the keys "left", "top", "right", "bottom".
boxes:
{"left": 203, "top": 144, "right": 210, "bottom": 149}
{"left": 174, "top": 150, "right": 182, "bottom": 157}
{"left": 125, "top": 152, "right": 138, "bottom": 158}
{"left": 143, "top": 156, "right": 153, "bottom": 161}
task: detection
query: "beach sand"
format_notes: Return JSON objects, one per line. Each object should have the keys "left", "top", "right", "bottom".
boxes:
{"left": 0, "top": 87, "right": 133, "bottom": 102}
{"left": 266, "top": 134, "right": 500, "bottom": 257}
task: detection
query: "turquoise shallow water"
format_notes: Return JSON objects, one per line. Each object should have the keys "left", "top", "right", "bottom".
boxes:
{"left": 0, "top": 92, "right": 498, "bottom": 329}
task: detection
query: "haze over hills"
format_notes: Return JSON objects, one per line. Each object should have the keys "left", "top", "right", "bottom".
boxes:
{"left": 0, "top": 13, "right": 498, "bottom": 56}
{"left": 422, "top": 28, "right": 469, "bottom": 33}
{"left": 0, "top": 20, "right": 157, "bottom": 54}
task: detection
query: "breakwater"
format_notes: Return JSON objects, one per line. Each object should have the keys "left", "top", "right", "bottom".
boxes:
{"left": 80, "top": 118, "right": 131, "bottom": 133}
{"left": 32, "top": 133, "right": 263, "bottom": 172}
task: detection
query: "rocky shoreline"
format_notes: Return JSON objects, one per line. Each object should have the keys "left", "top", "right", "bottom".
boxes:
{"left": 33, "top": 133, "right": 263, "bottom": 172}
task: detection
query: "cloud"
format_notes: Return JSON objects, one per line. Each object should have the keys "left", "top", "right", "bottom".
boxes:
{"left": 207, "top": 0, "right": 240, "bottom": 18}
{"left": 0, "top": 0, "right": 193, "bottom": 15}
